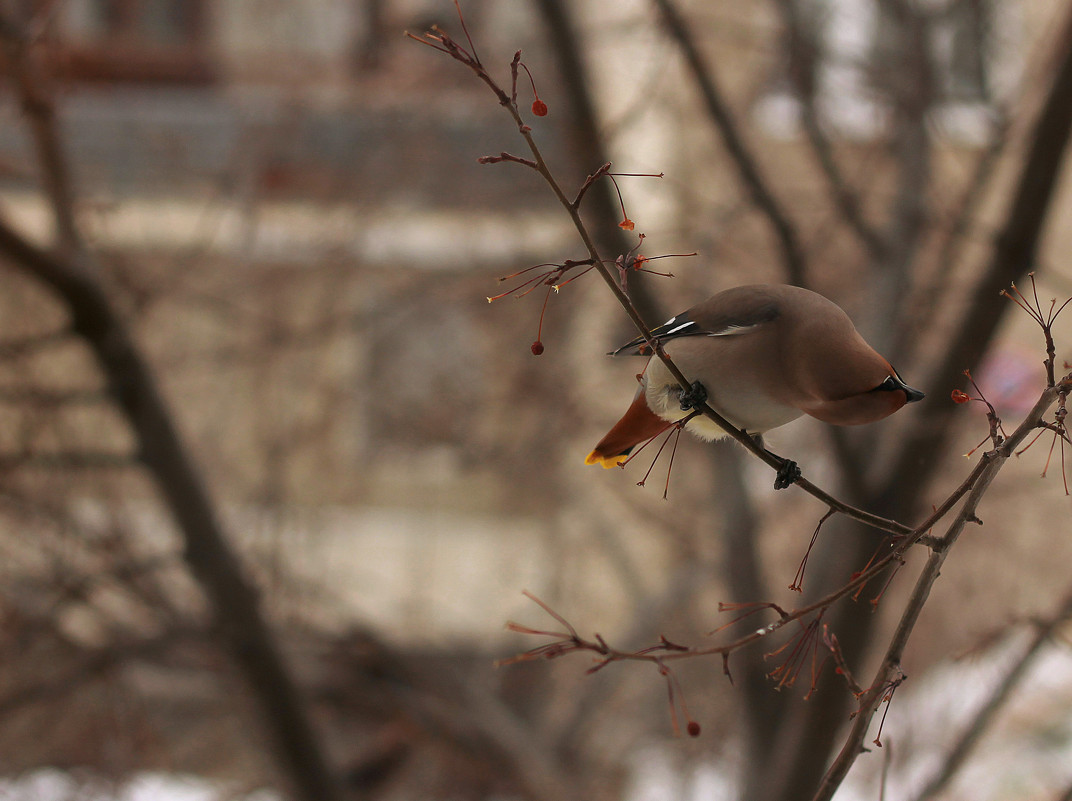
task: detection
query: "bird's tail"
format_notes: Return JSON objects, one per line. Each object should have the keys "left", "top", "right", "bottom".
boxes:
{"left": 585, "top": 387, "right": 670, "bottom": 468}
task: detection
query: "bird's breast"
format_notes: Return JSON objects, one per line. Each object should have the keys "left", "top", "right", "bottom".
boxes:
{"left": 643, "top": 353, "right": 803, "bottom": 438}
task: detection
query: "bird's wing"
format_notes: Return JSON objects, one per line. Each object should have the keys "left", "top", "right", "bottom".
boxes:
{"left": 608, "top": 300, "right": 780, "bottom": 356}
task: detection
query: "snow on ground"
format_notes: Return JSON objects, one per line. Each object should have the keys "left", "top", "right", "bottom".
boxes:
{"left": 0, "top": 770, "right": 279, "bottom": 801}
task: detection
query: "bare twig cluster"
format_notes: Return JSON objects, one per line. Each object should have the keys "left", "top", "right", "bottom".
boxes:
{"left": 0, "top": 10, "right": 344, "bottom": 801}
{"left": 412, "top": 4, "right": 1072, "bottom": 798}
{"left": 409, "top": 14, "right": 931, "bottom": 545}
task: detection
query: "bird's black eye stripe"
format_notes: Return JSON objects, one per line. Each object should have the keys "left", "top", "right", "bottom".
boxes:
{"left": 872, "top": 374, "right": 926, "bottom": 402}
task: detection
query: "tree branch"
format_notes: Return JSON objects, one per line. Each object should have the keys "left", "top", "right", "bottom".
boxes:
{"left": 532, "top": 0, "right": 663, "bottom": 326}
{"left": 0, "top": 216, "right": 343, "bottom": 801}
{"left": 812, "top": 380, "right": 1067, "bottom": 801}
{"left": 890, "top": 0, "right": 1072, "bottom": 503}
{"left": 773, "top": 0, "right": 886, "bottom": 262}
{"left": 412, "top": 23, "right": 926, "bottom": 543}
{"left": 651, "top": 0, "right": 807, "bottom": 285}
{"left": 0, "top": 12, "right": 83, "bottom": 258}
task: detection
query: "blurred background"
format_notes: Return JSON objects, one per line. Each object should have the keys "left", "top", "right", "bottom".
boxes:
{"left": 0, "top": 1, "right": 1071, "bottom": 800}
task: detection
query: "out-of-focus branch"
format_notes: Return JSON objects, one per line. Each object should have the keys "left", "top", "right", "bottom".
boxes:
{"left": 0, "top": 451, "right": 138, "bottom": 470}
{"left": 895, "top": 112, "right": 1009, "bottom": 362}
{"left": 0, "top": 11, "right": 82, "bottom": 258}
{"left": 0, "top": 18, "right": 345, "bottom": 795}
{"left": 709, "top": 444, "right": 783, "bottom": 756}
{"left": 650, "top": 0, "right": 807, "bottom": 286}
{"left": 0, "top": 629, "right": 199, "bottom": 718}
{"left": 0, "top": 387, "right": 110, "bottom": 404}
{"left": 910, "top": 580, "right": 1072, "bottom": 801}
{"left": 889, "top": 0, "right": 1072, "bottom": 502}
{"left": 0, "top": 328, "right": 70, "bottom": 357}
{"left": 870, "top": 0, "right": 934, "bottom": 336}
{"left": 773, "top": 0, "right": 885, "bottom": 262}
{"left": 0, "top": 216, "right": 343, "bottom": 801}
{"left": 357, "top": 667, "right": 583, "bottom": 801}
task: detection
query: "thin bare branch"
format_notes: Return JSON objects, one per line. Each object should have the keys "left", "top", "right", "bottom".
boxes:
{"left": 411, "top": 23, "right": 927, "bottom": 542}
{"left": 890, "top": 0, "right": 1072, "bottom": 506}
{"left": 773, "top": 0, "right": 886, "bottom": 262}
{"left": 813, "top": 381, "right": 1066, "bottom": 801}
{"left": 651, "top": 0, "right": 807, "bottom": 285}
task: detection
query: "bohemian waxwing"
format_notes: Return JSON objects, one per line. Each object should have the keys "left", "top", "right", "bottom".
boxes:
{"left": 586, "top": 284, "right": 924, "bottom": 472}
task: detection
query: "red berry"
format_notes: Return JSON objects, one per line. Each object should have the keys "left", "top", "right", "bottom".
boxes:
{"left": 531, "top": 340, "right": 545, "bottom": 356}
{"left": 531, "top": 99, "right": 548, "bottom": 116}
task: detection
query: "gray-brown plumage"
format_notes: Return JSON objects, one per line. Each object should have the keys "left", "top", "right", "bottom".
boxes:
{"left": 586, "top": 284, "right": 924, "bottom": 469}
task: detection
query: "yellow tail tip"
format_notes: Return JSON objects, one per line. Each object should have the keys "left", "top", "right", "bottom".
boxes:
{"left": 585, "top": 450, "right": 626, "bottom": 469}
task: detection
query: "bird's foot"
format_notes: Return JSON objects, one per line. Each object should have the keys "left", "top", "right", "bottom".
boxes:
{"left": 751, "top": 435, "right": 800, "bottom": 490}
{"left": 678, "top": 381, "right": 708, "bottom": 411}
{"left": 773, "top": 458, "right": 801, "bottom": 490}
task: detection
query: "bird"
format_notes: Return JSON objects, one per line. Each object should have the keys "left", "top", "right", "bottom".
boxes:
{"left": 585, "top": 284, "right": 924, "bottom": 485}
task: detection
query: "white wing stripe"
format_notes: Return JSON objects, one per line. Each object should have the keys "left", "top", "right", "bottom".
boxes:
{"left": 664, "top": 321, "right": 695, "bottom": 335}
{"left": 707, "top": 323, "right": 759, "bottom": 336}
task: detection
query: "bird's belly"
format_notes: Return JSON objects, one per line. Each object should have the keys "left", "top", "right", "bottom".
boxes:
{"left": 715, "top": 388, "right": 803, "bottom": 433}
{"left": 646, "top": 380, "right": 802, "bottom": 440}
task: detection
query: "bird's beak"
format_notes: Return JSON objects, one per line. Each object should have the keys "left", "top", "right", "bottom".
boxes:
{"left": 877, "top": 374, "right": 925, "bottom": 403}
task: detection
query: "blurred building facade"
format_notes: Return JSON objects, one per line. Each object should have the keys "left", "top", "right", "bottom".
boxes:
{"left": 1, "top": 2, "right": 1072, "bottom": 798}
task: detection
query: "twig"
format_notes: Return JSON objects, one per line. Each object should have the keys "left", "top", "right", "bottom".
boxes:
{"left": 502, "top": 379, "right": 1064, "bottom": 707}
{"left": 812, "top": 382, "right": 1065, "bottom": 801}
{"left": 410, "top": 21, "right": 926, "bottom": 544}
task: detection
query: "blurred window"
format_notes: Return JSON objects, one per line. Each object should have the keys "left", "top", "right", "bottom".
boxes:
{"left": 45, "top": 0, "right": 214, "bottom": 84}
{"left": 755, "top": 0, "right": 1012, "bottom": 143}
